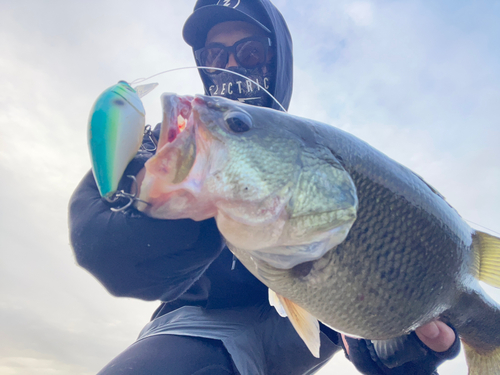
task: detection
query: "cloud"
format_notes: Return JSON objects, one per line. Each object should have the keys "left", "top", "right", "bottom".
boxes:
{"left": 345, "top": 1, "right": 374, "bottom": 27}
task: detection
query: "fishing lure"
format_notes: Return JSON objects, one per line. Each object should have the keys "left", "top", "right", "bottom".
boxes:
{"left": 87, "top": 81, "right": 157, "bottom": 200}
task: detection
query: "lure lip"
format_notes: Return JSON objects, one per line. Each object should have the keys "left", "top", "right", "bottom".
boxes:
{"left": 133, "top": 82, "right": 159, "bottom": 99}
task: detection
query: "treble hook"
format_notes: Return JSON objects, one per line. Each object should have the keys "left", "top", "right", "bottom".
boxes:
{"left": 107, "top": 175, "right": 151, "bottom": 212}
{"left": 140, "top": 125, "right": 158, "bottom": 152}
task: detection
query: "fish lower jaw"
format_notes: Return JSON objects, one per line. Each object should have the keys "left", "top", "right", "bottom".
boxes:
{"left": 137, "top": 178, "right": 216, "bottom": 221}
{"left": 139, "top": 193, "right": 216, "bottom": 221}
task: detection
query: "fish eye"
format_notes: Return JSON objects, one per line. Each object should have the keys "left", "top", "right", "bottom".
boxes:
{"left": 225, "top": 112, "right": 252, "bottom": 133}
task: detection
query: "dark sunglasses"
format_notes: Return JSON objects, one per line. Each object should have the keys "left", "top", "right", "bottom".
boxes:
{"left": 195, "top": 36, "right": 272, "bottom": 74}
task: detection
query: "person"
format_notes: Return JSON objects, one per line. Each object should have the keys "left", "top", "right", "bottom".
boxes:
{"left": 69, "top": 1, "right": 460, "bottom": 374}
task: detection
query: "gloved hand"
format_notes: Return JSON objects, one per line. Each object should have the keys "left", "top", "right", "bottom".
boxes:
{"left": 340, "top": 321, "right": 460, "bottom": 375}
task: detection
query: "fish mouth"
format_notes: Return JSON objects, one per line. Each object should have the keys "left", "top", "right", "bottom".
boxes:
{"left": 156, "top": 94, "right": 215, "bottom": 147}
{"left": 136, "top": 94, "right": 217, "bottom": 221}
{"left": 147, "top": 93, "right": 199, "bottom": 186}
{"left": 156, "top": 93, "right": 195, "bottom": 149}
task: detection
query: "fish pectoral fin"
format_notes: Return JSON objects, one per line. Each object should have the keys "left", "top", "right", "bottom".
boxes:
{"left": 473, "top": 231, "right": 500, "bottom": 288}
{"left": 372, "top": 334, "right": 427, "bottom": 369}
{"left": 270, "top": 290, "right": 321, "bottom": 358}
{"left": 268, "top": 289, "right": 288, "bottom": 317}
{"left": 463, "top": 341, "right": 500, "bottom": 375}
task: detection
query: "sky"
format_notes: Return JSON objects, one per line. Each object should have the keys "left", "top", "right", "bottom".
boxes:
{"left": 0, "top": 0, "right": 499, "bottom": 374}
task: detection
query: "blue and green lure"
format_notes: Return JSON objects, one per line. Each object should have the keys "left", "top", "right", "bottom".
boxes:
{"left": 87, "top": 81, "right": 157, "bottom": 200}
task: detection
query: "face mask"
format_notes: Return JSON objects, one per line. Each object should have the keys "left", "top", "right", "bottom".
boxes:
{"left": 204, "top": 65, "right": 275, "bottom": 107}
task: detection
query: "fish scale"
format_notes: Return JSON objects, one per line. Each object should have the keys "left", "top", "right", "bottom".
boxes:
{"left": 268, "top": 168, "right": 466, "bottom": 336}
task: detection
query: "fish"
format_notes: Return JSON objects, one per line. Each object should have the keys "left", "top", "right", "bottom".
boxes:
{"left": 135, "top": 93, "right": 500, "bottom": 374}
{"left": 87, "top": 81, "right": 157, "bottom": 199}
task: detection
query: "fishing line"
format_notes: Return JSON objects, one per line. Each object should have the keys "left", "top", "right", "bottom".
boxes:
{"left": 465, "top": 220, "right": 500, "bottom": 236}
{"left": 129, "top": 66, "right": 287, "bottom": 112}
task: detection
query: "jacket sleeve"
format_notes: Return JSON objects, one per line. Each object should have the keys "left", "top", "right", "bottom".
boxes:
{"left": 68, "top": 128, "right": 224, "bottom": 302}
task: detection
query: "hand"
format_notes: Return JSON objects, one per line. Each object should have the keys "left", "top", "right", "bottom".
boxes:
{"left": 341, "top": 320, "right": 456, "bottom": 355}
{"left": 415, "top": 320, "right": 456, "bottom": 353}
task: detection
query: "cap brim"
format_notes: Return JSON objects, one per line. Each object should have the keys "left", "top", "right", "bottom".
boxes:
{"left": 183, "top": 5, "right": 271, "bottom": 49}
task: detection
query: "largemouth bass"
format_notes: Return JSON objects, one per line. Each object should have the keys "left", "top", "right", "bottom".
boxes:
{"left": 136, "top": 93, "right": 500, "bottom": 374}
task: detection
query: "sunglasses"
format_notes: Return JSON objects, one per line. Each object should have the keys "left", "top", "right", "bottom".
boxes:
{"left": 195, "top": 36, "right": 272, "bottom": 74}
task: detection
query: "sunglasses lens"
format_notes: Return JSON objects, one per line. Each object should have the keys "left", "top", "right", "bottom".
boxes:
{"left": 200, "top": 48, "right": 228, "bottom": 73}
{"left": 197, "top": 38, "right": 268, "bottom": 74}
{"left": 236, "top": 40, "right": 266, "bottom": 68}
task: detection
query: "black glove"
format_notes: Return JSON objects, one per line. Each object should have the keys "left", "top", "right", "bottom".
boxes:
{"left": 340, "top": 327, "right": 461, "bottom": 375}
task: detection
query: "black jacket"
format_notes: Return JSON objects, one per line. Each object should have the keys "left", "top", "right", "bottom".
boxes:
{"left": 69, "top": 0, "right": 459, "bottom": 373}
{"left": 69, "top": 0, "right": 292, "bottom": 312}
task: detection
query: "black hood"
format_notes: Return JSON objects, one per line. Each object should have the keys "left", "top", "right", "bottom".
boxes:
{"left": 183, "top": 0, "right": 293, "bottom": 111}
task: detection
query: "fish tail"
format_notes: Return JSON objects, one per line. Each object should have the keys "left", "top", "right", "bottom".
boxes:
{"left": 456, "top": 231, "right": 500, "bottom": 375}
{"left": 472, "top": 231, "right": 500, "bottom": 288}
{"left": 463, "top": 342, "right": 500, "bottom": 375}
{"left": 449, "top": 289, "right": 500, "bottom": 375}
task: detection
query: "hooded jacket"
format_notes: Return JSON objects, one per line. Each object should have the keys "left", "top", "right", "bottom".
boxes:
{"left": 69, "top": 1, "right": 459, "bottom": 373}
{"left": 69, "top": 0, "right": 294, "bottom": 314}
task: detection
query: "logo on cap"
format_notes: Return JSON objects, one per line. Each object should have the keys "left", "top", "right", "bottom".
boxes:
{"left": 217, "top": 0, "right": 240, "bottom": 8}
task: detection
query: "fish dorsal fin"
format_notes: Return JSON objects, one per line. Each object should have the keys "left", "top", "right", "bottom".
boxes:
{"left": 268, "top": 289, "right": 320, "bottom": 358}
{"left": 472, "top": 231, "right": 500, "bottom": 288}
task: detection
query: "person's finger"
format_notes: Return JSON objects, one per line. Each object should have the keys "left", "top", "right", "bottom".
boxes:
{"left": 415, "top": 321, "right": 456, "bottom": 352}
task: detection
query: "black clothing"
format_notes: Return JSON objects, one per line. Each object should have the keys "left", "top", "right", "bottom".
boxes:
{"left": 70, "top": 126, "right": 274, "bottom": 314}
{"left": 204, "top": 65, "right": 277, "bottom": 108}
{"left": 70, "top": 128, "right": 341, "bottom": 375}
{"left": 70, "top": 2, "right": 325, "bottom": 372}
{"left": 69, "top": 0, "right": 293, "bottom": 318}
{"left": 97, "top": 335, "right": 236, "bottom": 375}
{"left": 69, "top": 0, "right": 460, "bottom": 373}
{"left": 138, "top": 304, "right": 338, "bottom": 375}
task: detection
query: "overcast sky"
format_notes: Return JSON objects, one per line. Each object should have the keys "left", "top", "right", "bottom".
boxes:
{"left": 1, "top": 0, "right": 499, "bottom": 374}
